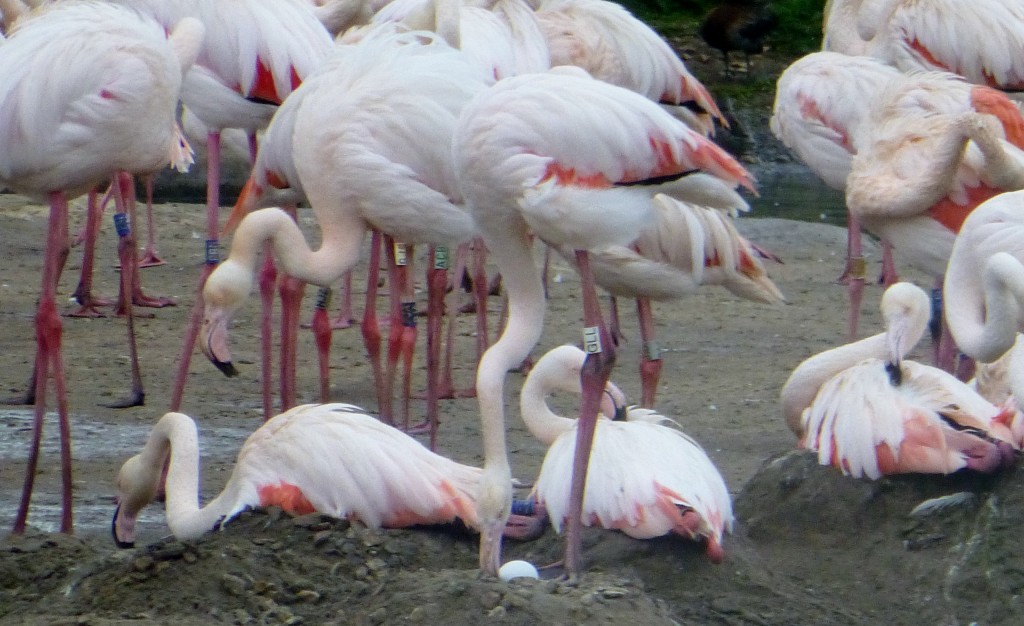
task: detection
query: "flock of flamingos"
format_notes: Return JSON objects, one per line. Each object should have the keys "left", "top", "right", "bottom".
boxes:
{"left": 3, "top": 0, "right": 1024, "bottom": 582}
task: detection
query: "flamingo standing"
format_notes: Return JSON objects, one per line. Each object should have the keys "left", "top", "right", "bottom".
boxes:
{"left": 112, "top": 403, "right": 544, "bottom": 546}
{"left": 780, "top": 282, "right": 1022, "bottom": 479}
{"left": 0, "top": 0, "right": 203, "bottom": 533}
{"left": 452, "top": 67, "right": 754, "bottom": 577}
{"left": 106, "top": 0, "right": 337, "bottom": 413}
{"left": 553, "top": 194, "right": 784, "bottom": 406}
{"left": 770, "top": 51, "right": 904, "bottom": 340}
{"left": 520, "top": 345, "right": 733, "bottom": 562}
{"left": 200, "top": 31, "right": 492, "bottom": 446}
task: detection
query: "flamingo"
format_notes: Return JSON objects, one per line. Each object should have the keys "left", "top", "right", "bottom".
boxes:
{"left": 200, "top": 31, "right": 492, "bottom": 445}
{"left": 847, "top": 0, "right": 1024, "bottom": 94}
{"left": 531, "top": 0, "right": 725, "bottom": 136}
{"left": 0, "top": 0, "right": 203, "bottom": 534}
{"left": 452, "top": 67, "right": 754, "bottom": 577}
{"left": 552, "top": 194, "right": 784, "bottom": 406}
{"left": 770, "top": 51, "right": 904, "bottom": 340}
{"left": 112, "top": 403, "right": 544, "bottom": 547}
{"left": 943, "top": 190, "right": 1024, "bottom": 383}
{"left": 520, "top": 345, "right": 733, "bottom": 562}
{"left": 106, "top": 0, "right": 337, "bottom": 413}
{"left": 780, "top": 282, "right": 1022, "bottom": 479}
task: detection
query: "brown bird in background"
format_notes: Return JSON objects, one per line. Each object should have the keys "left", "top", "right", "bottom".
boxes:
{"left": 699, "top": 1, "right": 777, "bottom": 76}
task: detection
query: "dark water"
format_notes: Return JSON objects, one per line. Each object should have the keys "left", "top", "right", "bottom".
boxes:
{"left": 747, "top": 164, "right": 847, "bottom": 225}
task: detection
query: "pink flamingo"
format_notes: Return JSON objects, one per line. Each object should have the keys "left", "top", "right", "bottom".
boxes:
{"left": 113, "top": 403, "right": 545, "bottom": 546}
{"left": 453, "top": 67, "right": 754, "bottom": 577}
{"left": 200, "top": 31, "right": 490, "bottom": 447}
{"left": 0, "top": 1, "right": 203, "bottom": 533}
{"left": 781, "top": 282, "right": 1022, "bottom": 478}
{"left": 520, "top": 345, "right": 733, "bottom": 562}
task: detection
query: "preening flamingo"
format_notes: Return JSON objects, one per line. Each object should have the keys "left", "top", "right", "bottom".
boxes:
{"left": 780, "top": 282, "right": 1022, "bottom": 479}
{"left": 453, "top": 67, "right": 754, "bottom": 576}
{"left": 943, "top": 189, "right": 1024, "bottom": 396}
{"left": 201, "top": 31, "right": 491, "bottom": 444}
{"left": 770, "top": 51, "right": 903, "bottom": 340}
{"left": 113, "top": 403, "right": 543, "bottom": 547}
{"left": 553, "top": 194, "right": 784, "bottom": 406}
{"left": 520, "top": 345, "right": 733, "bottom": 562}
{"left": 0, "top": 0, "right": 203, "bottom": 533}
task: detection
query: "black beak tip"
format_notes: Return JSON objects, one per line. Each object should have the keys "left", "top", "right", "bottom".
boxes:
{"left": 111, "top": 504, "right": 135, "bottom": 549}
{"left": 213, "top": 359, "right": 238, "bottom": 378}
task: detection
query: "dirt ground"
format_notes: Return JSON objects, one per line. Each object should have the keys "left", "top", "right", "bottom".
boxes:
{"left": 5, "top": 23, "right": 1024, "bottom": 626}
{"left": 5, "top": 181, "right": 1024, "bottom": 625}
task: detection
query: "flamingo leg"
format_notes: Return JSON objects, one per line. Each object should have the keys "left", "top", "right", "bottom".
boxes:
{"left": 105, "top": 173, "right": 146, "bottom": 408}
{"left": 311, "top": 286, "right": 334, "bottom": 402}
{"left": 360, "top": 231, "right": 388, "bottom": 422}
{"left": 137, "top": 174, "right": 165, "bottom": 267}
{"left": 14, "top": 191, "right": 74, "bottom": 534}
{"left": 471, "top": 237, "right": 490, "bottom": 362}
{"left": 878, "top": 238, "right": 899, "bottom": 286}
{"left": 257, "top": 245, "right": 278, "bottom": 419}
{"left": 636, "top": 296, "right": 661, "bottom": 408}
{"left": 332, "top": 269, "right": 354, "bottom": 329}
{"left": 278, "top": 272, "right": 305, "bottom": 412}
{"left": 843, "top": 212, "right": 866, "bottom": 342}
{"left": 418, "top": 245, "right": 450, "bottom": 448}
{"left": 170, "top": 129, "right": 224, "bottom": 412}
{"left": 563, "top": 249, "right": 616, "bottom": 579}
{"left": 69, "top": 190, "right": 114, "bottom": 317}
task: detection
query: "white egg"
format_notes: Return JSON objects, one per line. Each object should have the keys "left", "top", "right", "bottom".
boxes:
{"left": 498, "top": 559, "right": 540, "bottom": 581}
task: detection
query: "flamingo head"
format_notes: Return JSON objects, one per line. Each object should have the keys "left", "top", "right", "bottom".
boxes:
{"left": 112, "top": 454, "right": 161, "bottom": 548}
{"left": 201, "top": 259, "right": 255, "bottom": 377}
{"left": 476, "top": 464, "right": 513, "bottom": 576}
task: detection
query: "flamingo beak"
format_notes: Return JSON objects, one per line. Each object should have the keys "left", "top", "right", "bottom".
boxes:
{"left": 112, "top": 502, "right": 136, "bottom": 549}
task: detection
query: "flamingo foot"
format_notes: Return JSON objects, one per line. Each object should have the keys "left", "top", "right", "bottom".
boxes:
{"left": 131, "top": 293, "right": 176, "bottom": 308}
{"left": 330, "top": 315, "right": 353, "bottom": 330}
{"left": 67, "top": 303, "right": 110, "bottom": 318}
{"left": 137, "top": 251, "right": 166, "bottom": 268}
{"left": 103, "top": 389, "right": 145, "bottom": 409}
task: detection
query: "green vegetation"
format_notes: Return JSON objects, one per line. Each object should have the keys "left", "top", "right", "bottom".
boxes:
{"left": 620, "top": 0, "right": 825, "bottom": 56}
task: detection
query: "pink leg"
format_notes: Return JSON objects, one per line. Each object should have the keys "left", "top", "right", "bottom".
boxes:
{"left": 382, "top": 240, "right": 418, "bottom": 430}
{"left": 311, "top": 287, "right": 334, "bottom": 403}
{"left": 332, "top": 270, "right": 354, "bottom": 329}
{"left": 878, "top": 238, "right": 899, "bottom": 286}
{"left": 69, "top": 190, "right": 114, "bottom": 317}
{"left": 278, "top": 273, "right": 305, "bottom": 412}
{"left": 137, "top": 175, "right": 165, "bottom": 267}
{"left": 636, "top": 296, "right": 661, "bottom": 408}
{"left": 126, "top": 179, "right": 174, "bottom": 310}
{"left": 14, "top": 191, "right": 74, "bottom": 534}
{"left": 360, "top": 232, "right": 388, "bottom": 421}
{"left": 563, "top": 250, "right": 616, "bottom": 579}
{"left": 106, "top": 173, "right": 146, "bottom": 408}
{"left": 170, "top": 130, "right": 224, "bottom": 412}
{"left": 419, "top": 245, "right": 450, "bottom": 447}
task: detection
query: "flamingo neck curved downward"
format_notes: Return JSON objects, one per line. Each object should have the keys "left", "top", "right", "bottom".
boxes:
{"left": 133, "top": 413, "right": 242, "bottom": 541}
{"left": 224, "top": 205, "right": 368, "bottom": 288}
{"left": 473, "top": 223, "right": 546, "bottom": 574}
{"left": 519, "top": 348, "right": 581, "bottom": 446}
{"left": 946, "top": 251, "right": 1024, "bottom": 363}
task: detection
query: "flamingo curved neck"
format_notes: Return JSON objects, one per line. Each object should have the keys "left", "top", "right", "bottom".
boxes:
{"left": 227, "top": 206, "right": 366, "bottom": 287}
{"left": 141, "top": 413, "right": 240, "bottom": 540}
{"left": 519, "top": 355, "right": 579, "bottom": 446}
{"left": 946, "top": 252, "right": 1024, "bottom": 363}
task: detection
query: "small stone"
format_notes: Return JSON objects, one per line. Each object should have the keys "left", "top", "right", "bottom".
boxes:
{"left": 182, "top": 550, "right": 199, "bottom": 564}
{"left": 479, "top": 589, "right": 502, "bottom": 610}
{"left": 407, "top": 607, "right": 425, "bottom": 623}
{"left": 487, "top": 605, "right": 507, "bottom": 619}
{"left": 131, "top": 555, "right": 154, "bottom": 572}
{"left": 601, "top": 587, "right": 628, "bottom": 599}
{"left": 296, "top": 590, "right": 320, "bottom": 603}
{"left": 221, "top": 574, "right": 249, "bottom": 597}
{"left": 367, "top": 607, "right": 387, "bottom": 625}
{"left": 232, "top": 609, "right": 253, "bottom": 624}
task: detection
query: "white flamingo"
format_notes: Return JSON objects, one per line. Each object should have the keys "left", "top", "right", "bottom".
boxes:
{"left": 453, "top": 67, "right": 754, "bottom": 577}
{"left": 520, "top": 345, "right": 733, "bottom": 562}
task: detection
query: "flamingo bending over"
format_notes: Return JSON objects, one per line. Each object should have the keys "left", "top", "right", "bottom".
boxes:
{"left": 781, "top": 282, "right": 1022, "bottom": 479}
{"left": 943, "top": 189, "right": 1024, "bottom": 399}
{"left": 453, "top": 67, "right": 754, "bottom": 577}
{"left": 113, "top": 403, "right": 543, "bottom": 547}
{"left": 521, "top": 345, "right": 733, "bottom": 562}
{"left": 0, "top": 0, "right": 203, "bottom": 533}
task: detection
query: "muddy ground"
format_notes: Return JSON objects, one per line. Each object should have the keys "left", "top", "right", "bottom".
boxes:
{"left": 5, "top": 184, "right": 1024, "bottom": 626}
{"left": 3, "top": 22, "right": 1024, "bottom": 626}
